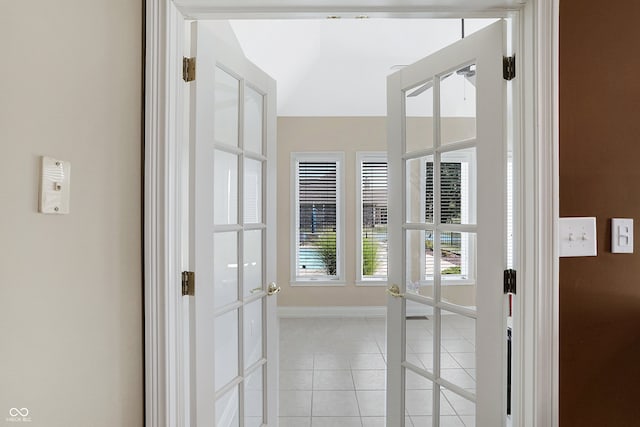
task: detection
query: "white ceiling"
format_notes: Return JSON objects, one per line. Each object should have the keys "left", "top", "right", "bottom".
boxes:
{"left": 230, "top": 18, "right": 497, "bottom": 116}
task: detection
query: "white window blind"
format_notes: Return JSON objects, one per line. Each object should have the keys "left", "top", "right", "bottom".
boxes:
{"left": 360, "top": 159, "right": 388, "bottom": 280}
{"left": 425, "top": 159, "right": 472, "bottom": 280}
{"left": 297, "top": 160, "right": 338, "bottom": 279}
{"left": 425, "top": 162, "right": 463, "bottom": 224}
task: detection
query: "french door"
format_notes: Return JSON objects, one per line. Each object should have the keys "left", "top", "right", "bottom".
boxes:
{"left": 188, "top": 22, "right": 278, "bottom": 426}
{"left": 386, "top": 20, "right": 508, "bottom": 427}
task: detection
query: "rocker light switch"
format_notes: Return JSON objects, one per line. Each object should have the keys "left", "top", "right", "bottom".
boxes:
{"left": 611, "top": 218, "right": 633, "bottom": 253}
{"left": 559, "top": 217, "right": 597, "bottom": 257}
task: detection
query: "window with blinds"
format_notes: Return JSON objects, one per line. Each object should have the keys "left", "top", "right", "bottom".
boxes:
{"left": 356, "top": 153, "right": 388, "bottom": 282}
{"left": 425, "top": 156, "right": 473, "bottom": 281}
{"left": 294, "top": 154, "right": 343, "bottom": 281}
{"left": 425, "top": 162, "right": 463, "bottom": 224}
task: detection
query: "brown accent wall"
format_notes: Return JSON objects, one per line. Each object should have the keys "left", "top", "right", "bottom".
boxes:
{"left": 560, "top": 1, "right": 640, "bottom": 425}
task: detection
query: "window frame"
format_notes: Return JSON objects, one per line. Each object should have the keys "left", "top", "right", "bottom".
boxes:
{"left": 356, "top": 152, "right": 389, "bottom": 286}
{"left": 290, "top": 152, "right": 345, "bottom": 286}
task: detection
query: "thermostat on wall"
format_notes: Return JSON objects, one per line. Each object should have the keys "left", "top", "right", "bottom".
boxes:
{"left": 39, "top": 156, "right": 71, "bottom": 214}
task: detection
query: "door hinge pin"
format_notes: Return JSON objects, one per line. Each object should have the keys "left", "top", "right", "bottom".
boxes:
{"left": 503, "top": 55, "right": 516, "bottom": 81}
{"left": 183, "top": 57, "right": 196, "bottom": 82}
{"left": 504, "top": 269, "right": 516, "bottom": 294}
{"left": 182, "top": 271, "right": 195, "bottom": 296}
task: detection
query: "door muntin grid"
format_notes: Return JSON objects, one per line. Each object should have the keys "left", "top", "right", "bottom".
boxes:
{"left": 401, "top": 64, "right": 479, "bottom": 425}
{"left": 213, "top": 65, "right": 269, "bottom": 426}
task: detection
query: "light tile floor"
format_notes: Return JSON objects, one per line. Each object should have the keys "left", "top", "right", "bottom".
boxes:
{"left": 279, "top": 317, "right": 477, "bottom": 427}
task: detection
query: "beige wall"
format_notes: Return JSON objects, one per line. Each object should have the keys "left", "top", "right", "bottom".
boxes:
{"left": 277, "top": 117, "right": 388, "bottom": 306}
{"left": 0, "top": 2, "right": 143, "bottom": 426}
{"left": 277, "top": 116, "right": 476, "bottom": 308}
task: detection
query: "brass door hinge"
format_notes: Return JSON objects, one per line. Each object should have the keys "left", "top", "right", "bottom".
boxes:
{"left": 503, "top": 55, "right": 516, "bottom": 81}
{"left": 183, "top": 57, "right": 196, "bottom": 82}
{"left": 182, "top": 271, "right": 195, "bottom": 296}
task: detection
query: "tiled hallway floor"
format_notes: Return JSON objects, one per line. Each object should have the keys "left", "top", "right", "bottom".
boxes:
{"left": 279, "top": 317, "right": 475, "bottom": 427}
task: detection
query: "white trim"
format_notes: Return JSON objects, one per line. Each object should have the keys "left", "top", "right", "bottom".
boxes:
{"left": 290, "top": 280, "right": 346, "bottom": 287}
{"left": 355, "top": 151, "right": 389, "bottom": 283}
{"left": 535, "top": 0, "right": 559, "bottom": 425}
{"left": 389, "top": 21, "right": 508, "bottom": 425}
{"left": 278, "top": 306, "right": 387, "bottom": 318}
{"left": 173, "top": 6, "right": 517, "bottom": 20}
{"left": 144, "top": 1, "right": 186, "bottom": 427}
{"left": 510, "top": 2, "right": 559, "bottom": 427}
{"left": 146, "top": 3, "right": 558, "bottom": 427}
{"left": 290, "top": 151, "right": 346, "bottom": 283}
{"left": 507, "top": 9, "right": 523, "bottom": 427}
{"left": 355, "top": 280, "right": 389, "bottom": 287}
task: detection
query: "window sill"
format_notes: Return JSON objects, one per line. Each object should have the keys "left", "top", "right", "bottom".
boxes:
{"left": 355, "top": 280, "right": 388, "bottom": 287}
{"left": 290, "top": 280, "right": 346, "bottom": 287}
{"left": 413, "top": 279, "right": 476, "bottom": 287}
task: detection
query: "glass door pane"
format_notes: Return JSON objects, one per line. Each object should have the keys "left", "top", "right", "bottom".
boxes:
{"left": 440, "top": 63, "right": 476, "bottom": 145}
{"left": 214, "top": 150, "right": 238, "bottom": 225}
{"left": 215, "top": 309, "right": 239, "bottom": 391}
{"left": 244, "top": 86, "right": 264, "bottom": 155}
{"left": 405, "top": 368, "right": 435, "bottom": 417}
{"left": 405, "top": 80, "right": 434, "bottom": 153}
{"left": 440, "top": 148, "right": 476, "bottom": 225}
{"left": 243, "top": 230, "right": 263, "bottom": 297}
{"left": 193, "top": 21, "right": 277, "bottom": 427}
{"left": 389, "top": 21, "right": 507, "bottom": 426}
{"left": 215, "top": 76, "right": 269, "bottom": 426}
{"left": 244, "top": 299, "right": 263, "bottom": 367}
{"left": 244, "top": 158, "right": 263, "bottom": 224}
{"left": 216, "top": 386, "right": 240, "bottom": 427}
{"left": 244, "top": 368, "right": 264, "bottom": 427}
{"left": 215, "top": 67, "right": 240, "bottom": 147}
{"left": 214, "top": 232, "right": 238, "bottom": 309}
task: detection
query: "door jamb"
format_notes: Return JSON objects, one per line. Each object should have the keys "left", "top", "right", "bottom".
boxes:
{"left": 144, "top": 2, "right": 187, "bottom": 426}
{"left": 143, "top": 1, "right": 559, "bottom": 426}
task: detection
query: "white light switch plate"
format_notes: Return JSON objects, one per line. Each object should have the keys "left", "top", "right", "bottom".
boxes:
{"left": 611, "top": 218, "right": 633, "bottom": 253}
{"left": 559, "top": 217, "right": 597, "bottom": 257}
{"left": 39, "top": 156, "right": 71, "bottom": 214}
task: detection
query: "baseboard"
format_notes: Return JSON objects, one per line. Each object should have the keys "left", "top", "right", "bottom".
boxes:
{"left": 278, "top": 306, "right": 387, "bottom": 318}
{"left": 406, "top": 302, "right": 434, "bottom": 317}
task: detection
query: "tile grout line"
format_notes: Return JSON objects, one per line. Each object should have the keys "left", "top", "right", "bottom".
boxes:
{"left": 349, "top": 366, "right": 364, "bottom": 427}
{"left": 310, "top": 352, "right": 315, "bottom": 421}
{"left": 282, "top": 318, "right": 476, "bottom": 426}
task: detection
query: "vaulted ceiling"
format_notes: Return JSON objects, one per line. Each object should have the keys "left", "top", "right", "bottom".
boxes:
{"left": 230, "top": 18, "right": 497, "bottom": 116}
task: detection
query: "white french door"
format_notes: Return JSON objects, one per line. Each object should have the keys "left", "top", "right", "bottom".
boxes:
{"left": 188, "top": 22, "right": 278, "bottom": 426}
{"left": 386, "top": 20, "right": 508, "bottom": 427}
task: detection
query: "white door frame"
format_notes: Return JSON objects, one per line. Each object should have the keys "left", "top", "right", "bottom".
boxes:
{"left": 143, "top": 1, "right": 559, "bottom": 427}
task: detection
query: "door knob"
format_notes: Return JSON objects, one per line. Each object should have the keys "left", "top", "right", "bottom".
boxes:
{"left": 386, "top": 284, "right": 404, "bottom": 298}
{"left": 267, "top": 282, "right": 281, "bottom": 296}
